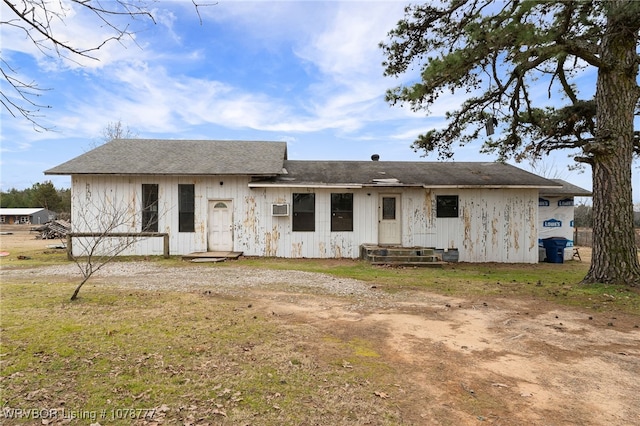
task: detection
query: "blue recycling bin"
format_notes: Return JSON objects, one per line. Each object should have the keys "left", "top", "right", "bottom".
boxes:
{"left": 542, "top": 237, "right": 568, "bottom": 263}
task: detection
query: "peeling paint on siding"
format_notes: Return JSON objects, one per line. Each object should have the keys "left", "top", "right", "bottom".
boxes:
{"left": 479, "top": 201, "right": 488, "bottom": 258}
{"left": 291, "top": 242, "right": 303, "bottom": 258}
{"left": 491, "top": 217, "right": 499, "bottom": 247}
{"left": 528, "top": 200, "right": 537, "bottom": 250}
{"left": 503, "top": 202, "right": 512, "bottom": 257}
{"left": 264, "top": 225, "right": 280, "bottom": 257}
{"left": 424, "top": 189, "right": 435, "bottom": 228}
{"left": 243, "top": 195, "right": 258, "bottom": 244}
{"left": 128, "top": 192, "right": 137, "bottom": 228}
{"left": 463, "top": 206, "right": 473, "bottom": 251}
{"left": 198, "top": 221, "right": 206, "bottom": 243}
{"left": 318, "top": 241, "right": 326, "bottom": 258}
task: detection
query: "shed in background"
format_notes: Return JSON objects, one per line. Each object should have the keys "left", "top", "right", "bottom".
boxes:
{"left": 0, "top": 208, "right": 57, "bottom": 225}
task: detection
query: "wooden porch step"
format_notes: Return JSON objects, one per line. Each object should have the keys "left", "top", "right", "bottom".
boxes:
{"left": 182, "top": 251, "right": 243, "bottom": 261}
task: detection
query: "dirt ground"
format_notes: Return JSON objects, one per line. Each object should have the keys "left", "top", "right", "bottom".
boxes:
{"left": 1, "top": 225, "right": 640, "bottom": 425}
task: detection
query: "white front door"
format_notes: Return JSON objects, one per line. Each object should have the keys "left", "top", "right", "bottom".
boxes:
{"left": 208, "top": 200, "right": 233, "bottom": 251}
{"left": 378, "top": 194, "right": 401, "bottom": 245}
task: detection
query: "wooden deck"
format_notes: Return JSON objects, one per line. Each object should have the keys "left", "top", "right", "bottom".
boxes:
{"left": 182, "top": 251, "right": 243, "bottom": 262}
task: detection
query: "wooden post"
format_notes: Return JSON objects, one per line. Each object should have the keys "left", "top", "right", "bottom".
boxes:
{"left": 66, "top": 233, "right": 72, "bottom": 260}
{"left": 163, "top": 233, "right": 170, "bottom": 258}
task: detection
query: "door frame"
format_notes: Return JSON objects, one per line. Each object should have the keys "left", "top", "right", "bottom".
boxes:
{"left": 207, "top": 199, "right": 234, "bottom": 251}
{"left": 378, "top": 193, "right": 402, "bottom": 245}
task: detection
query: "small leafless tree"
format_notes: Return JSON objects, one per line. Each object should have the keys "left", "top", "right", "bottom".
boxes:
{"left": 86, "top": 120, "right": 139, "bottom": 149}
{"left": 102, "top": 120, "right": 139, "bottom": 143}
{"left": 527, "top": 158, "right": 570, "bottom": 181}
{"left": 68, "top": 189, "right": 161, "bottom": 301}
{"left": 1, "top": 0, "right": 213, "bottom": 130}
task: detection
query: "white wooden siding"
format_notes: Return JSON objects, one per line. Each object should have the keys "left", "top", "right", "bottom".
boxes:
{"left": 70, "top": 175, "right": 540, "bottom": 263}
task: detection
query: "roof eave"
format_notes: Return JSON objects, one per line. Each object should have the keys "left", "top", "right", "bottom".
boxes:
{"left": 249, "top": 182, "right": 363, "bottom": 189}
{"left": 422, "top": 184, "right": 564, "bottom": 189}
{"left": 45, "top": 172, "right": 281, "bottom": 177}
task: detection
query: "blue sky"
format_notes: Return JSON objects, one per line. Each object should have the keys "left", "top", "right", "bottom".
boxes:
{"left": 1, "top": 1, "right": 638, "bottom": 203}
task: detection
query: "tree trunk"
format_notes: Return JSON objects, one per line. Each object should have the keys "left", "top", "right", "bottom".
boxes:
{"left": 70, "top": 276, "right": 90, "bottom": 301}
{"left": 582, "top": 1, "right": 640, "bottom": 286}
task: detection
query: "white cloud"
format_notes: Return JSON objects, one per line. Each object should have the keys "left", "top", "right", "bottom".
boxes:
{"left": 1, "top": 0, "right": 162, "bottom": 71}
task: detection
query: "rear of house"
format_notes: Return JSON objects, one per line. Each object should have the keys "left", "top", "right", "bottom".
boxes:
{"left": 46, "top": 139, "right": 572, "bottom": 263}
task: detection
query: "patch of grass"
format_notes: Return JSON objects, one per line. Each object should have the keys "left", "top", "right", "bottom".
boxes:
{"left": 0, "top": 248, "right": 69, "bottom": 268}
{"left": 3, "top": 247, "right": 639, "bottom": 314}
{"left": 236, "top": 257, "right": 640, "bottom": 315}
{"left": 0, "top": 280, "right": 403, "bottom": 425}
{"left": 348, "top": 338, "right": 381, "bottom": 358}
{"left": 0, "top": 247, "right": 191, "bottom": 270}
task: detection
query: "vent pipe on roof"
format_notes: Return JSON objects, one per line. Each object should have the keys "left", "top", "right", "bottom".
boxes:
{"left": 371, "top": 154, "right": 380, "bottom": 161}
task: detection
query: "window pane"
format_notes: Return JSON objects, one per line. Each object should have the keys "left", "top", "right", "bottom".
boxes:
{"left": 382, "top": 197, "right": 396, "bottom": 220}
{"left": 142, "top": 184, "right": 158, "bottom": 232}
{"left": 436, "top": 195, "right": 458, "bottom": 218}
{"left": 293, "top": 193, "right": 315, "bottom": 231}
{"left": 179, "top": 184, "right": 195, "bottom": 232}
{"left": 331, "top": 193, "right": 353, "bottom": 232}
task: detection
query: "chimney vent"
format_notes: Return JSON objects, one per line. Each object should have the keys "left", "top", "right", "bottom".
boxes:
{"left": 371, "top": 154, "right": 380, "bottom": 161}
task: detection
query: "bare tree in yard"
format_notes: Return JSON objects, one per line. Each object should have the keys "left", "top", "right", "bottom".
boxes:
{"left": 69, "top": 190, "right": 159, "bottom": 301}
{"left": 381, "top": 0, "right": 640, "bottom": 286}
{"left": 1, "top": 0, "right": 211, "bottom": 130}
{"left": 102, "top": 120, "right": 138, "bottom": 143}
{"left": 86, "top": 120, "right": 139, "bottom": 149}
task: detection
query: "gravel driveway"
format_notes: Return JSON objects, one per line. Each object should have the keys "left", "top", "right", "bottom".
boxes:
{"left": 1, "top": 262, "right": 402, "bottom": 308}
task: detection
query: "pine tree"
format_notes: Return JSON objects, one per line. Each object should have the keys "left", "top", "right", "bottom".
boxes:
{"left": 381, "top": 0, "right": 640, "bottom": 286}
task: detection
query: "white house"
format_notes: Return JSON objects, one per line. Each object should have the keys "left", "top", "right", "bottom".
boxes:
{"left": 45, "top": 139, "right": 583, "bottom": 263}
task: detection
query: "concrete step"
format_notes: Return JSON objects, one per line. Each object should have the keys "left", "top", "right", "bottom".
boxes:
{"left": 363, "top": 247, "right": 436, "bottom": 257}
{"left": 360, "top": 244, "right": 458, "bottom": 265}
{"left": 367, "top": 254, "right": 442, "bottom": 263}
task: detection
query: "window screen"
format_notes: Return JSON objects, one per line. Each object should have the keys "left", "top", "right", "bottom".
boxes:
{"left": 436, "top": 195, "right": 459, "bottom": 218}
{"left": 142, "top": 184, "right": 159, "bottom": 232}
{"left": 179, "top": 184, "right": 195, "bottom": 232}
{"left": 292, "top": 193, "right": 315, "bottom": 231}
{"left": 382, "top": 197, "right": 396, "bottom": 220}
{"left": 331, "top": 193, "right": 353, "bottom": 231}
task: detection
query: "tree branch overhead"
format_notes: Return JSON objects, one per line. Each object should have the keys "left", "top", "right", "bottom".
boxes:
{"left": 381, "top": 0, "right": 640, "bottom": 286}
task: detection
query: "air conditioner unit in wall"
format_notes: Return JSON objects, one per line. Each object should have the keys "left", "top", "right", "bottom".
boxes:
{"left": 271, "top": 203, "right": 290, "bottom": 216}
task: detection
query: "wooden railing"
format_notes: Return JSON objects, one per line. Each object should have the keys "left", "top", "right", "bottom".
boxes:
{"left": 66, "top": 232, "right": 170, "bottom": 260}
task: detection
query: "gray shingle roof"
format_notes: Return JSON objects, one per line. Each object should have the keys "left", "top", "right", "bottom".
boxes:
{"left": 540, "top": 179, "right": 592, "bottom": 196}
{"left": 45, "top": 139, "right": 572, "bottom": 190}
{"left": 249, "top": 160, "right": 563, "bottom": 188}
{"left": 45, "top": 139, "right": 287, "bottom": 176}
